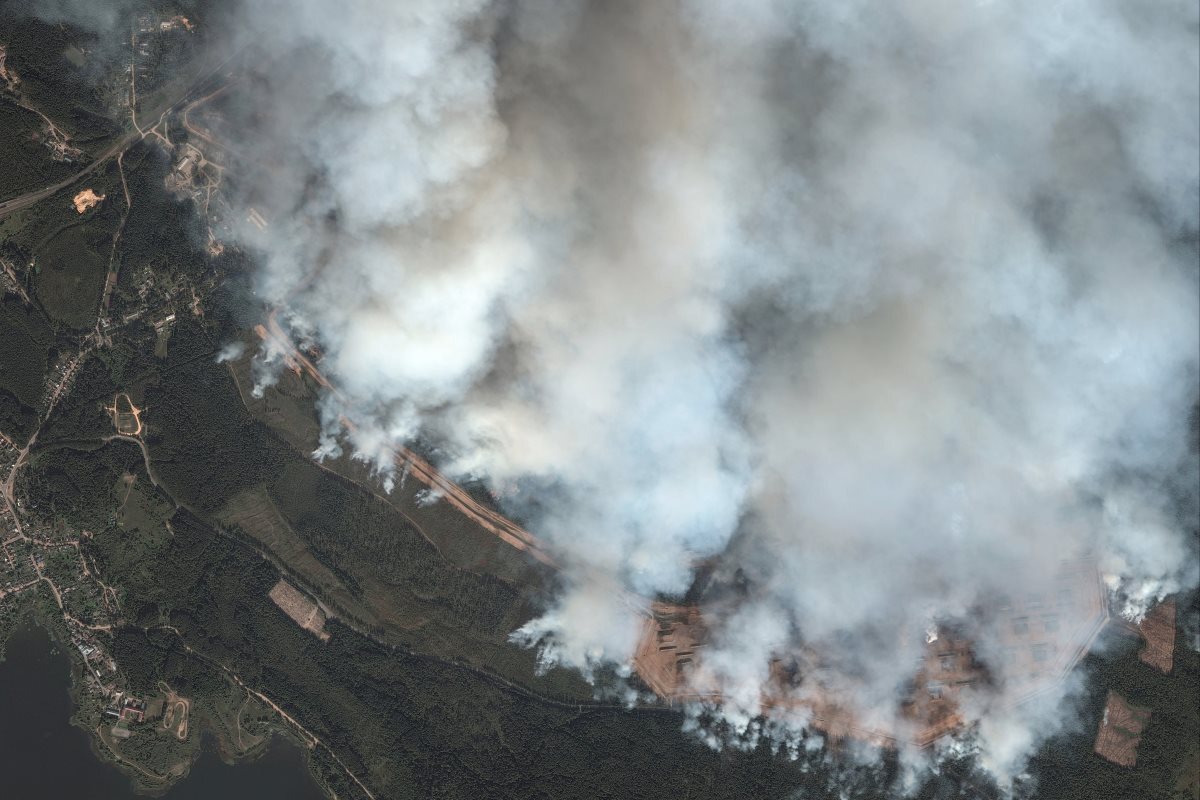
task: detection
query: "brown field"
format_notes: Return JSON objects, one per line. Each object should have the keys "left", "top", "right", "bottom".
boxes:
{"left": 72, "top": 188, "right": 105, "bottom": 213}
{"left": 268, "top": 578, "right": 330, "bottom": 642}
{"left": 218, "top": 486, "right": 370, "bottom": 622}
{"left": 1094, "top": 691, "right": 1151, "bottom": 768}
{"left": 1138, "top": 599, "right": 1176, "bottom": 674}
{"left": 633, "top": 561, "right": 1111, "bottom": 749}
{"left": 159, "top": 684, "right": 191, "bottom": 741}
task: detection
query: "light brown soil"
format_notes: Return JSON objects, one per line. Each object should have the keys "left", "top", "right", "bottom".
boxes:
{"left": 104, "top": 393, "right": 144, "bottom": 436}
{"left": 72, "top": 188, "right": 105, "bottom": 213}
{"left": 1138, "top": 599, "right": 1176, "bottom": 674}
{"left": 268, "top": 578, "right": 330, "bottom": 641}
{"left": 159, "top": 683, "right": 191, "bottom": 741}
{"left": 1094, "top": 691, "right": 1151, "bottom": 767}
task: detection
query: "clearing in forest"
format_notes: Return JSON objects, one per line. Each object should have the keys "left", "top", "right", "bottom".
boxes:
{"left": 268, "top": 578, "right": 330, "bottom": 642}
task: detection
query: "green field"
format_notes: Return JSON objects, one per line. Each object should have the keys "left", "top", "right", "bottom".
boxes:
{"left": 0, "top": 296, "right": 53, "bottom": 412}
{"left": 33, "top": 221, "right": 109, "bottom": 328}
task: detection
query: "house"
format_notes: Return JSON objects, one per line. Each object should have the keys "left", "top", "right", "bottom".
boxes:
{"left": 119, "top": 697, "right": 147, "bottom": 724}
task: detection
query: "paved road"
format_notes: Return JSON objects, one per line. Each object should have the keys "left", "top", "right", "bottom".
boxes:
{"left": 0, "top": 56, "right": 236, "bottom": 222}
{"left": 0, "top": 132, "right": 137, "bottom": 221}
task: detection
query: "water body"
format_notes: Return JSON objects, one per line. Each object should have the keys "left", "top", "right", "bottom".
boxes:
{"left": 0, "top": 619, "right": 329, "bottom": 800}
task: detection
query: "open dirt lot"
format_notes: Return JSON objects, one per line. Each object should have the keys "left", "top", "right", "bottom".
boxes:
{"left": 268, "top": 578, "right": 329, "bottom": 641}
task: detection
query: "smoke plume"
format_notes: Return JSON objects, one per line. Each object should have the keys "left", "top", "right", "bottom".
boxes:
{"left": 224, "top": 0, "right": 1200, "bottom": 777}
{"left": 127, "top": 0, "right": 1200, "bottom": 783}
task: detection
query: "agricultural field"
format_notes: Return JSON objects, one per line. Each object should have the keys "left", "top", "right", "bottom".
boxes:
{"left": 114, "top": 469, "right": 174, "bottom": 536}
{"left": 219, "top": 485, "right": 361, "bottom": 625}
{"left": 32, "top": 219, "right": 110, "bottom": 328}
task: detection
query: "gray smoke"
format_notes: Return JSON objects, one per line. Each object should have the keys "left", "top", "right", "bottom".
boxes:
{"left": 76, "top": 0, "right": 1200, "bottom": 785}
{"left": 229, "top": 0, "right": 1199, "bottom": 780}
{"left": 3, "top": 0, "right": 136, "bottom": 32}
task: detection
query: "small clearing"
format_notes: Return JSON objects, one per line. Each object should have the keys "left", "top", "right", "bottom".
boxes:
{"left": 1093, "top": 691, "right": 1151, "bottom": 768}
{"left": 72, "top": 188, "right": 105, "bottom": 213}
{"left": 268, "top": 578, "right": 330, "bottom": 642}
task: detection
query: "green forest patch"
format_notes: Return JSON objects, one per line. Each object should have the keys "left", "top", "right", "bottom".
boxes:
{"left": 3, "top": 162, "right": 121, "bottom": 257}
{"left": 34, "top": 221, "right": 109, "bottom": 328}
{"left": 0, "top": 205, "right": 32, "bottom": 239}
{"left": 0, "top": 385, "right": 37, "bottom": 443}
{"left": 0, "top": 296, "right": 53, "bottom": 409}
{"left": 116, "top": 473, "right": 174, "bottom": 536}
{"left": 224, "top": 353, "right": 322, "bottom": 452}
{"left": 235, "top": 356, "right": 539, "bottom": 587}
{"left": 0, "top": 15, "right": 120, "bottom": 147}
{"left": 1023, "top": 613, "right": 1200, "bottom": 800}
{"left": 22, "top": 439, "right": 145, "bottom": 530}
{"left": 218, "top": 485, "right": 367, "bottom": 623}
{"left": 0, "top": 100, "right": 76, "bottom": 202}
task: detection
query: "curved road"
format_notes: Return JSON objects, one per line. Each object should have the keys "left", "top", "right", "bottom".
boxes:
{"left": 0, "top": 132, "right": 137, "bottom": 220}
{"left": 258, "top": 313, "right": 561, "bottom": 568}
{"left": 0, "top": 55, "right": 237, "bottom": 222}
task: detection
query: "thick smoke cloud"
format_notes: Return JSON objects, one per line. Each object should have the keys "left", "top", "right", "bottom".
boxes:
{"left": 220, "top": 0, "right": 1197, "bottom": 782}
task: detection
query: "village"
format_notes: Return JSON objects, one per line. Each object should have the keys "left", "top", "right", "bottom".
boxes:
{"left": 0, "top": 208, "right": 209, "bottom": 757}
{"left": 0, "top": 8, "right": 280, "bottom": 777}
{"left": 0, "top": 449, "right": 170, "bottom": 743}
{"left": 1, "top": 387, "right": 189, "bottom": 749}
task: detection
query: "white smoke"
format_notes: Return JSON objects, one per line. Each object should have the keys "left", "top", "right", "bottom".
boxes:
{"left": 221, "top": 0, "right": 1200, "bottom": 785}
{"left": 214, "top": 341, "right": 245, "bottom": 363}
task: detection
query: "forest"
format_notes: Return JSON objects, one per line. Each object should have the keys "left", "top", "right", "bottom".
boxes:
{"left": 0, "top": 12, "right": 121, "bottom": 151}
{"left": 18, "top": 298, "right": 1195, "bottom": 799}
{"left": 2, "top": 3, "right": 1196, "bottom": 798}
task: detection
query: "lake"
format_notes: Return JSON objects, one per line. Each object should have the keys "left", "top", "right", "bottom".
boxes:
{"left": 0, "top": 619, "right": 329, "bottom": 800}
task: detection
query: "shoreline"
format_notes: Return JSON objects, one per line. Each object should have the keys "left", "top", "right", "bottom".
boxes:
{"left": 0, "top": 596, "right": 326, "bottom": 798}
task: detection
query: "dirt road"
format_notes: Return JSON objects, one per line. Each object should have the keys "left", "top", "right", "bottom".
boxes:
{"left": 148, "top": 624, "right": 377, "bottom": 800}
{"left": 0, "top": 133, "right": 135, "bottom": 220}
{"left": 258, "top": 314, "right": 559, "bottom": 568}
{"left": 0, "top": 53, "right": 237, "bottom": 222}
